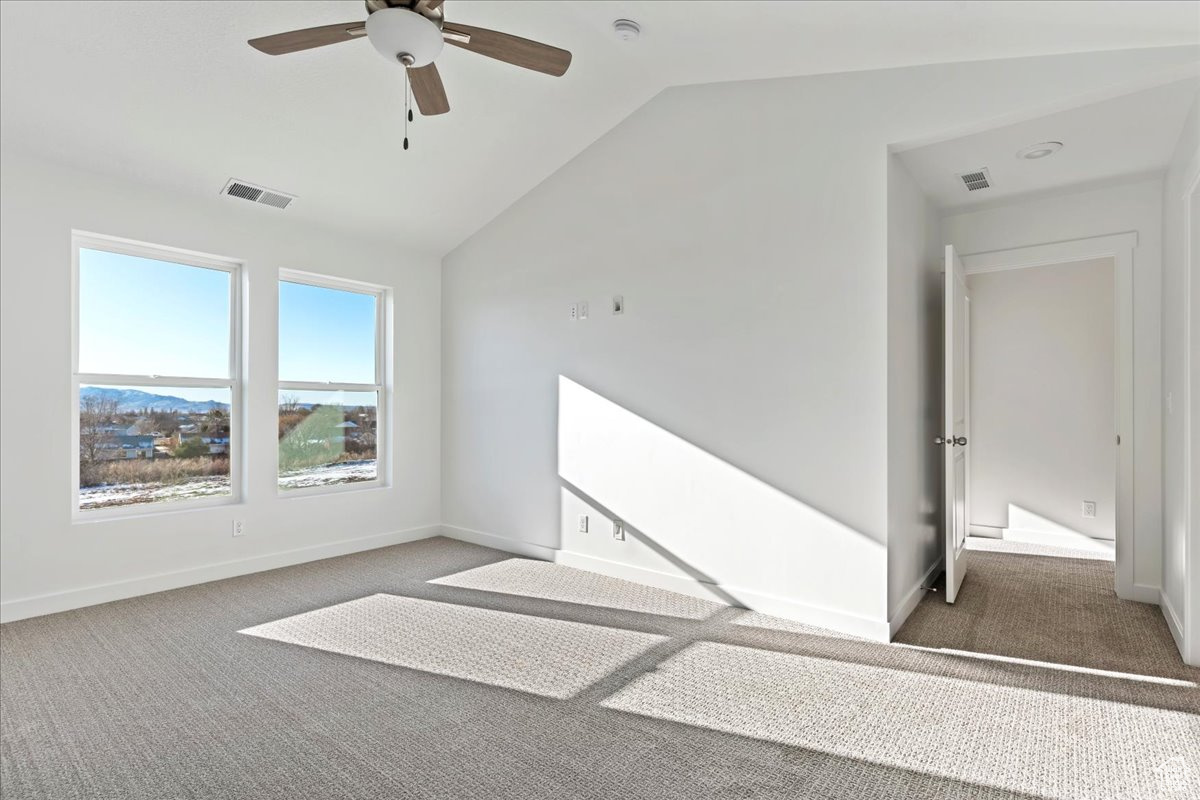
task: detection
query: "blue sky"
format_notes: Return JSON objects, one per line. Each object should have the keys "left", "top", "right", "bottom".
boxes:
{"left": 278, "top": 280, "right": 376, "bottom": 385}
{"left": 80, "top": 249, "right": 376, "bottom": 405}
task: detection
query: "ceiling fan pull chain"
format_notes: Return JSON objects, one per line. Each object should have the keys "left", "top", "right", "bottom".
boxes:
{"left": 403, "top": 68, "right": 410, "bottom": 151}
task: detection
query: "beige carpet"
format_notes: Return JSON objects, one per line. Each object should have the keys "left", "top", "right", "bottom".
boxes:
{"left": 2, "top": 536, "right": 1197, "bottom": 799}
{"left": 897, "top": 541, "right": 1193, "bottom": 681}
{"left": 241, "top": 593, "right": 668, "bottom": 699}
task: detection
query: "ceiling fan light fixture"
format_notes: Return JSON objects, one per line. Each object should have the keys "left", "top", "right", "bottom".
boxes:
{"left": 366, "top": 7, "right": 444, "bottom": 67}
{"left": 1016, "top": 141, "right": 1063, "bottom": 160}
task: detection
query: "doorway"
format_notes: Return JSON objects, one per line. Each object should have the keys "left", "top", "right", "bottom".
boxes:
{"left": 954, "top": 234, "right": 1137, "bottom": 599}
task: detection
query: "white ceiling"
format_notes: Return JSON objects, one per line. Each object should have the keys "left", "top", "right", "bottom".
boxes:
{"left": 2, "top": 1, "right": 1199, "bottom": 255}
{"left": 898, "top": 77, "right": 1200, "bottom": 210}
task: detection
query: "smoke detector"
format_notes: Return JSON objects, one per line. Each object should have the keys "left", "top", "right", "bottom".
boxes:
{"left": 1017, "top": 141, "right": 1063, "bottom": 160}
{"left": 613, "top": 19, "right": 640, "bottom": 41}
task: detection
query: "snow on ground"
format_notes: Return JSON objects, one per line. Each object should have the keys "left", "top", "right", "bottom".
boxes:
{"left": 278, "top": 460, "right": 376, "bottom": 490}
{"left": 80, "top": 460, "right": 377, "bottom": 509}
{"left": 79, "top": 476, "right": 231, "bottom": 509}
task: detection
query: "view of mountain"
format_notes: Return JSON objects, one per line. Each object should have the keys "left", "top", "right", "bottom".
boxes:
{"left": 79, "top": 386, "right": 230, "bottom": 414}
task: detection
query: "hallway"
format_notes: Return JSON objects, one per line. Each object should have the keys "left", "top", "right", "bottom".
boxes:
{"left": 896, "top": 539, "right": 1193, "bottom": 682}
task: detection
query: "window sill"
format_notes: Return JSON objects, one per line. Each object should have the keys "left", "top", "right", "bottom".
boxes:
{"left": 276, "top": 480, "right": 389, "bottom": 500}
{"left": 72, "top": 494, "right": 241, "bottom": 525}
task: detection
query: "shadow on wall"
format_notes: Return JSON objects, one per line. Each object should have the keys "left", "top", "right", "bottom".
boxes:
{"left": 561, "top": 480, "right": 744, "bottom": 608}
{"left": 1004, "top": 503, "right": 1116, "bottom": 556}
{"left": 556, "top": 375, "right": 885, "bottom": 620}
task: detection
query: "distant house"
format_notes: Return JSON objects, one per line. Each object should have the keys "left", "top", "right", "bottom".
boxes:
{"left": 201, "top": 436, "right": 229, "bottom": 455}
{"left": 173, "top": 429, "right": 229, "bottom": 455}
{"left": 97, "top": 434, "right": 155, "bottom": 460}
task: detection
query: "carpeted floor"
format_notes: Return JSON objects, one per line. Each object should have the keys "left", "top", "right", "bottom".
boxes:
{"left": 2, "top": 536, "right": 1197, "bottom": 799}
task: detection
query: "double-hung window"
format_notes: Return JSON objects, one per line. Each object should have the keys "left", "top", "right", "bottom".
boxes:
{"left": 73, "top": 233, "right": 241, "bottom": 514}
{"left": 277, "top": 272, "right": 386, "bottom": 493}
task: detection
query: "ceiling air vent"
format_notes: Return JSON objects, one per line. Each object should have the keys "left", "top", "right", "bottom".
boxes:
{"left": 957, "top": 168, "right": 992, "bottom": 192}
{"left": 220, "top": 179, "right": 296, "bottom": 209}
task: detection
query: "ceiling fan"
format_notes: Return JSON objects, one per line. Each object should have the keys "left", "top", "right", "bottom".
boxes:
{"left": 248, "top": 0, "right": 572, "bottom": 117}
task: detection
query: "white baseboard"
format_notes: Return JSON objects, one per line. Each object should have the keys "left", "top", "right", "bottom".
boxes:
{"left": 0, "top": 524, "right": 441, "bottom": 624}
{"left": 1160, "top": 590, "right": 1185, "bottom": 656}
{"left": 439, "top": 524, "right": 557, "bottom": 562}
{"left": 1120, "top": 583, "right": 1162, "bottom": 605}
{"left": 554, "top": 549, "right": 891, "bottom": 642}
{"left": 1003, "top": 526, "right": 1116, "bottom": 554}
{"left": 888, "top": 557, "right": 944, "bottom": 639}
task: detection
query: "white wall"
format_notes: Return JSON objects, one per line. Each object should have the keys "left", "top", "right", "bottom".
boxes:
{"left": 442, "top": 47, "right": 1199, "bottom": 639}
{"left": 942, "top": 178, "right": 1165, "bottom": 597}
{"left": 0, "top": 153, "right": 442, "bottom": 621}
{"left": 886, "top": 155, "right": 942, "bottom": 626}
{"left": 1160, "top": 88, "right": 1199, "bottom": 664}
{"left": 967, "top": 259, "right": 1116, "bottom": 541}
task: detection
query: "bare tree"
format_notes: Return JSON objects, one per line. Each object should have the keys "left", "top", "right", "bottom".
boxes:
{"left": 199, "top": 407, "right": 229, "bottom": 436}
{"left": 149, "top": 409, "right": 181, "bottom": 436}
{"left": 79, "top": 395, "right": 119, "bottom": 484}
{"left": 280, "top": 393, "right": 301, "bottom": 414}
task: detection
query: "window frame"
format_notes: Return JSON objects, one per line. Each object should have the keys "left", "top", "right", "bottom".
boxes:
{"left": 276, "top": 268, "right": 389, "bottom": 498}
{"left": 71, "top": 231, "right": 243, "bottom": 520}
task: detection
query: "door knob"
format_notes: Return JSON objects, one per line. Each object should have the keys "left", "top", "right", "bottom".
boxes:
{"left": 934, "top": 436, "right": 968, "bottom": 446}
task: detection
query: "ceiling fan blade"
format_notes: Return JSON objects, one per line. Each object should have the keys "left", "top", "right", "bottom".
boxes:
{"left": 248, "top": 21, "right": 366, "bottom": 56}
{"left": 442, "top": 23, "right": 571, "bottom": 77}
{"left": 408, "top": 63, "right": 450, "bottom": 115}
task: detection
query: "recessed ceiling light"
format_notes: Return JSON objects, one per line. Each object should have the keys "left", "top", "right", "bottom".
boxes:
{"left": 613, "top": 19, "right": 641, "bottom": 42}
{"left": 1016, "top": 141, "right": 1063, "bottom": 160}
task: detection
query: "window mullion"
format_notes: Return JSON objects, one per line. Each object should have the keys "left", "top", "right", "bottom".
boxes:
{"left": 77, "top": 373, "right": 234, "bottom": 389}
{"left": 278, "top": 380, "right": 381, "bottom": 393}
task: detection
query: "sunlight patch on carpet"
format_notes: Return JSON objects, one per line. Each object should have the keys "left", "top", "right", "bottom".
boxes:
{"left": 430, "top": 558, "right": 725, "bottom": 620}
{"left": 240, "top": 594, "right": 667, "bottom": 699}
{"left": 602, "top": 641, "right": 1200, "bottom": 800}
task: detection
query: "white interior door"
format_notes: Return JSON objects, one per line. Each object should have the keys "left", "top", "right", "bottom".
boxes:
{"left": 943, "top": 245, "right": 970, "bottom": 603}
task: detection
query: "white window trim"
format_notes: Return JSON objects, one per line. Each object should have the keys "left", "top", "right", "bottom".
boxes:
{"left": 277, "top": 268, "right": 390, "bottom": 497}
{"left": 71, "top": 231, "right": 244, "bottom": 520}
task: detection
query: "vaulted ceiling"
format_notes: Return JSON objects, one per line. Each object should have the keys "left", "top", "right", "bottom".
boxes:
{"left": 2, "top": 1, "right": 1197, "bottom": 255}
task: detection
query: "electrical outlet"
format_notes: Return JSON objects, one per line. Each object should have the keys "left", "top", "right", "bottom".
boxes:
{"left": 232, "top": 520, "right": 245, "bottom": 537}
{"left": 578, "top": 514, "right": 589, "bottom": 533}
{"left": 568, "top": 303, "right": 578, "bottom": 321}
{"left": 579, "top": 301, "right": 589, "bottom": 320}
{"left": 613, "top": 520, "right": 625, "bottom": 541}
{"left": 1081, "top": 501, "right": 1096, "bottom": 519}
